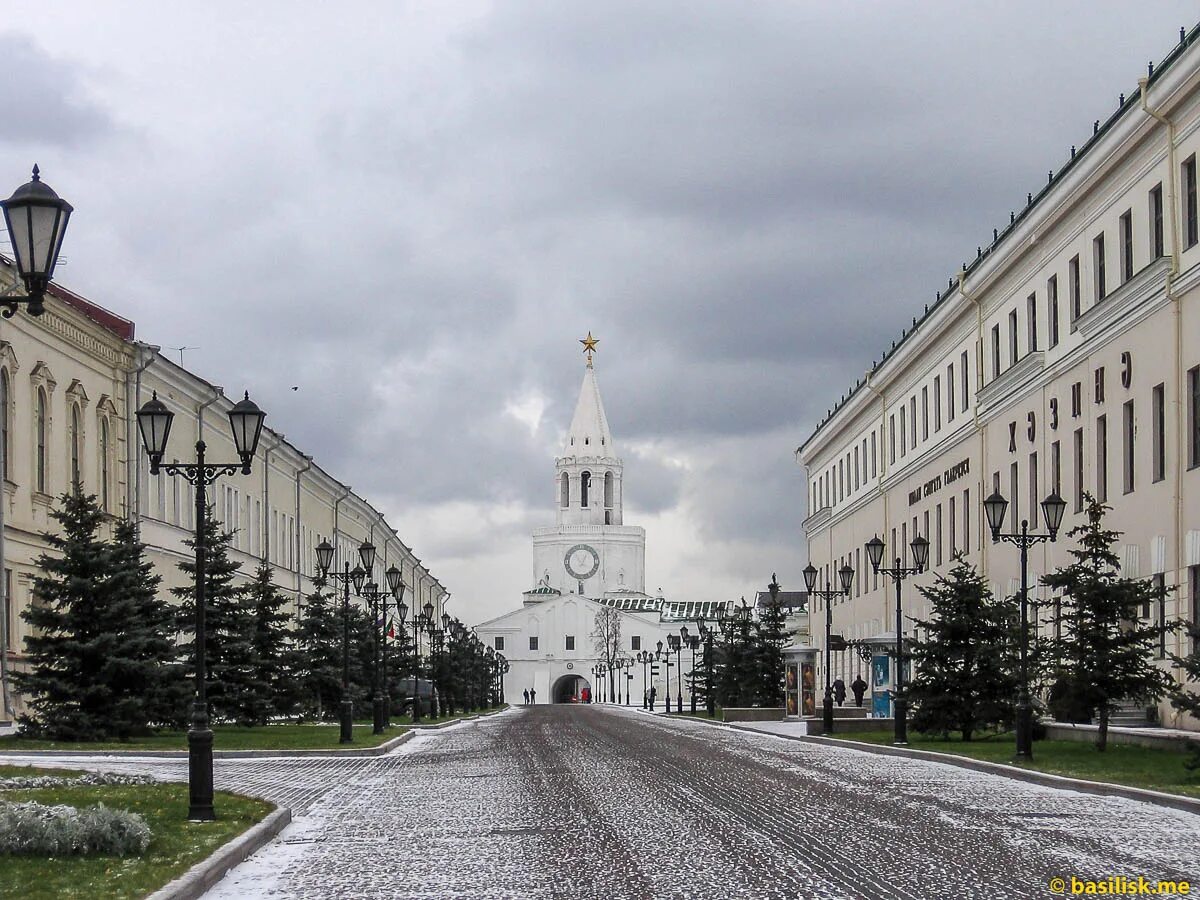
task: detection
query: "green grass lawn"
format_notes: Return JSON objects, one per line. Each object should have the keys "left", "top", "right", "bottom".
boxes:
{"left": 835, "top": 731, "right": 1200, "bottom": 798}
{"left": 0, "top": 768, "right": 273, "bottom": 900}
{"left": 0, "top": 723, "right": 404, "bottom": 753}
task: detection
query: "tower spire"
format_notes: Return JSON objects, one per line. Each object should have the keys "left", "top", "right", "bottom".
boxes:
{"left": 580, "top": 331, "right": 599, "bottom": 368}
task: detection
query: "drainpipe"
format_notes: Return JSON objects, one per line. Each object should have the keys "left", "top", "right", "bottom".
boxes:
{"left": 127, "top": 344, "right": 158, "bottom": 524}
{"left": 1140, "top": 75, "right": 1184, "bottom": 689}
{"left": 294, "top": 455, "right": 313, "bottom": 604}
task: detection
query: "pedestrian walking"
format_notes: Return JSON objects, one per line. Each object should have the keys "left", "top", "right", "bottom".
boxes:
{"left": 523, "top": 689, "right": 530, "bottom": 705}
{"left": 833, "top": 678, "right": 846, "bottom": 707}
{"left": 851, "top": 675, "right": 868, "bottom": 708}
{"left": 530, "top": 688, "right": 536, "bottom": 705}
{"left": 649, "top": 685, "right": 657, "bottom": 712}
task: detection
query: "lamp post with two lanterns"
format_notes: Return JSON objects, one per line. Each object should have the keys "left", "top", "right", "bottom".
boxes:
{"left": 136, "top": 389, "right": 266, "bottom": 821}
{"left": 356, "top": 562, "right": 405, "bottom": 734}
{"left": 984, "top": 489, "right": 1067, "bottom": 760}
{"left": 864, "top": 533, "right": 929, "bottom": 746}
{"left": 803, "top": 563, "right": 854, "bottom": 735}
{"left": 314, "top": 540, "right": 372, "bottom": 745}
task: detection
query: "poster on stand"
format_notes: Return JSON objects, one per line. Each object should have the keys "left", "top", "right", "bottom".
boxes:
{"left": 801, "top": 663, "right": 816, "bottom": 717}
{"left": 785, "top": 664, "right": 799, "bottom": 716}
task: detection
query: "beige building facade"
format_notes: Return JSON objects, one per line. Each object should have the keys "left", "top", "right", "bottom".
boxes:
{"left": 798, "top": 29, "right": 1200, "bottom": 730}
{"left": 0, "top": 260, "right": 448, "bottom": 719}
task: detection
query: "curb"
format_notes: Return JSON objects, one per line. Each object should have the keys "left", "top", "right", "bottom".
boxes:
{"left": 715, "top": 722, "right": 1200, "bottom": 818}
{"left": 145, "top": 804, "right": 292, "bottom": 900}
{"left": 0, "top": 708, "right": 511, "bottom": 760}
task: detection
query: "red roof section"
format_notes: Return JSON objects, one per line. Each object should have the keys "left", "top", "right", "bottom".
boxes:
{"left": 1, "top": 255, "right": 135, "bottom": 341}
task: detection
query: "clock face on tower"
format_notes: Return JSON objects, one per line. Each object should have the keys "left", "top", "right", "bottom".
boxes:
{"left": 564, "top": 544, "right": 600, "bottom": 580}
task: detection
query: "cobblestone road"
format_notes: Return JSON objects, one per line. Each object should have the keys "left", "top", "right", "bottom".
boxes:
{"left": 7, "top": 707, "right": 1200, "bottom": 898}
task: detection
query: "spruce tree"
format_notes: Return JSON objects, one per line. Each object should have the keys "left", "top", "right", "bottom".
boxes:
{"left": 1042, "top": 496, "right": 1173, "bottom": 750}
{"left": 15, "top": 491, "right": 178, "bottom": 740}
{"left": 750, "top": 584, "right": 789, "bottom": 707}
{"left": 907, "top": 557, "right": 1019, "bottom": 741}
{"left": 295, "top": 584, "right": 345, "bottom": 720}
{"left": 240, "top": 563, "right": 297, "bottom": 725}
{"left": 1170, "top": 626, "right": 1200, "bottom": 769}
{"left": 172, "top": 504, "right": 253, "bottom": 725}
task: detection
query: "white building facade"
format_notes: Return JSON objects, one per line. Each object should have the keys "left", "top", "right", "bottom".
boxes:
{"left": 798, "top": 28, "right": 1200, "bottom": 730}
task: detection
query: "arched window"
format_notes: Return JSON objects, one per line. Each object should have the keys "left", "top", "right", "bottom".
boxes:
{"left": 35, "top": 387, "right": 47, "bottom": 493}
{"left": 604, "top": 471, "right": 614, "bottom": 507}
{"left": 0, "top": 370, "right": 9, "bottom": 483}
{"left": 70, "top": 404, "right": 81, "bottom": 490}
{"left": 580, "top": 471, "right": 590, "bottom": 508}
{"left": 99, "top": 416, "right": 110, "bottom": 511}
{"left": 559, "top": 472, "right": 569, "bottom": 508}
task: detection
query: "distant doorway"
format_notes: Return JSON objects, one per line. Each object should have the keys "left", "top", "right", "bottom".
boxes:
{"left": 553, "top": 674, "right": 591, "bottom": 704}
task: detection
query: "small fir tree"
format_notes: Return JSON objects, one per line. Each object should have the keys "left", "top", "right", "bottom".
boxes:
{"left": 907, "top": 557, "right": 1019, "bottom": 741}
{"left": 173, "top": 505, "right": 254, "bottom": 724}
{"left": 749, "top": 579, "right": 789, "bottom": 707}
{"left": 15, "top": 491, "right": 178, "bottom": 740}
{"left": 1169, "top": 624, "right": 1200, "bottom": 769}
{"left": 239, "top": 563, "right": 298, "bottom": 725}
{"left": 294, "top": 583, "right": 345, "bottom": 720}
{"left": 1042, "top": 496, "right": 1173, "bottom": 750}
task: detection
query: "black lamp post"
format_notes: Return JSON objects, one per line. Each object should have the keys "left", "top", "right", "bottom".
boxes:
{"left": 984, "top": 489, "right": 1067, "bottom": 760}
{"left": 669, "top": 634, "right": 684, "bottom": 712}
{"left": 136, "top": 389, "right": 266, "bottom": 821}
{"left": 685, "top": 631, "right": 701, "bottom": 714}
{"left": 623, "top": 656, "right": 633, "bottom": 706}
{"left": 410, "top": 601, "right": 434, "bottom": 722}
{"left": 1, "top": 166, "right": 72, "bottom": 318}
{"left": 315, "top": 539, "right": 371, "bottom": 744}
{"left": 357, "top": 563, "right": 404, "bottom": 734}
{"left": 636, "top": 651, "right": 651, "bottom": 708}
{"left": 498, "top": 654, "right": 509, "bottom": 706}
{"left": 657, "top": 640, "right": 674, "bottom": 713}
{"left": 864, "top": 533, "right": 929, "bottom": 746}
{"left": 803, "top": 563, "right": 854, "bottom": 734}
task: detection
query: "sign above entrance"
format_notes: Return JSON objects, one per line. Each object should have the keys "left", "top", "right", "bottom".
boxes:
{"left": 908, "top": 457, "right": 970, "bottom": 506}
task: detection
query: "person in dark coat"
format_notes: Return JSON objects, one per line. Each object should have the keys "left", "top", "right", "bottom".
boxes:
{"left": 649, "top": 685, "right": 657, "bottom": 712}
{"left": 851, "top": 675, "right": 868, "bottom": 708}
{"left": 523, "top": 689, "right": 530, "bottom": 705}
{"left": 833, "top": 678, "right": 847, "bottom": 707}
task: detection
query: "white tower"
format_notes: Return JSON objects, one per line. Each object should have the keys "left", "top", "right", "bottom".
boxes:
{"left": 530, "top": 334, "right": 646, "bottom": 600}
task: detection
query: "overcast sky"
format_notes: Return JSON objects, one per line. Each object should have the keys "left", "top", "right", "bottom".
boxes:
{"left": 2, "top": 2, "right": 1196, "bottom": 623}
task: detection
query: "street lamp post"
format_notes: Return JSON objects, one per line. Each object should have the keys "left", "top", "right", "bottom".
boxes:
{"left": 684, "top": 631, "right": 701, "bottom": 714}
{"left": 669, "top": 634, "right": 684, "bottom": 712}
{"left": 803, "top": 563, "right": 854, "bottom": 735}
{"left": 656, "top": 640, "right": 674, "bottom": 714}
{"left": 865, "top": 533, "right": 929, "bottom": 746}
{"left": 357, "top": 563, "right": 404, "bottom": 734}
{"left": 984, "top": 490, "right": 1067, "bottom": 760}
{"left": 136, "top": 390, "right": 266, "bottom": 821}
{"left": 636, "top": 651, "right": 650, "bottom": 708}
{"left": 623, "top": 656, "right": 633, "bottom": 706}
{"left": 1, "top": 166, "right": 73, "bottom": 318}
{"left": 315, "top": 540, "right": 372, "bottom": 744}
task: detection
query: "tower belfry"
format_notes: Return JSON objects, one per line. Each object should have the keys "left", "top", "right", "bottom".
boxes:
{"left": 528, "top": 337, "right": 646, "bottom": 600}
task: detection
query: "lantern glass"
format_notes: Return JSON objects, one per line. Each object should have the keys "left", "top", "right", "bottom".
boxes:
{"left": 910, "top": 535, "right": 930, "bottom": 572}
{"left": 803, "top": 564, "right": 818, "bottom": 594}
{"left": 314, "top": 540, "right": 334, "bottom": 574}
{"left": 1, "top": 167, "right": 73, "bottom": 291}
{"left": 839, "top": 563, "right": 854, "bottom": 594}
{"left": 983, "top": 491, "right": 1009, "bottom": 539}
{"left": 397, "top": 601, "right": 408, "bottom": 623}
{"left": 423, "top": 601, "right": 434, "bottom": 620}
{"left": 441, "top": 612, "right": 451, "bottom": 630}
{"left": 350, "top": 565, "right": 366, "bottom": 594}
{"left": 865, "top": 536, "right": 885, "bottom": 571}
{"left": 135, "top": 392, "right": 174, "bottom": 462}
{"left": 1042, "top": 491, "right": 1067, "bottom": 539}
{"left": 227, "top": 392, "right": 266, "bottom": 462}
{"left": 357, "top": 541, "right": 377, "bottom": 575}
{"left": 385, "top": 565, "right": 402, "bottom": 595}
{"left": 680, "top": 625, "right": 689, "bottom": 640}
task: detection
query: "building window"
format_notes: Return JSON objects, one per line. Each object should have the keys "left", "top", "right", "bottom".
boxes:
{"left": 899, "top": 407, "right": 906, "bottom": 458}
{"left": 560, "top": 472, "right": 569, "bottom": 508}
{"left": 1009, "top": 462, "right": 1020, "bottom": 528}
{"left": 35, "top": 386, "right": 47, "bottom": 494}
{"left": 949, "top": 495, "right": 957, "bottom": 556}
{"left": 1150, "top": 182, "right": 1164, "bottom": 259}
{"left": 1071, "top": 382, "right": 1082, "bottom": 418}
{"left": 962, "top": 488, "right": 969, "bottom": 554}
{"left": 1027, "top": 293, "right": 1038, "bottom": 353}
{"left": 1093, "top": 232, "right": 1106, "bottom": 303}
{"left": 580, "top": 471, "right": 590, "bottom": 508}
{"left": 1118, "top": 210, "right": 1133, "bottom": 283}
{"left": 1096, "top": 415, "right": 1108, "bottom": 502}
{"left": 529, "top": 636, "right": 539, "bottom": 651}
{"left": 946, "top": 364, "right": 955, "bottom": 423}
{"left": 1074, "top": 428, "right": 1085, "bottom": 513}
{"left": 853, "top": 446, "right": 859, "bottom": 491}
{"left": 1051, "top": 440, "right": 1062, "bottom": 495}
{"left": 960, "top": 350, "right": 969, "bottom": 412}
{"left": 1153, "top": 383, "right": 1166, "bottom": 483}
{"left": 565, "top": 635, "right": 575, "bottom": 651}
{"left": 921, "top": 387, "right": 928, "bottom": 441}
{"left": 1008, "top": 310, "right": 1018, "bottom": 366}
{"left": 495, "top": 636, "right": 504, "bottom": 651}
{"left": 604, "top": 471, "right": 614, "bottom": 509}
{"left": 0, "top": 370, "right": 8, "bottom": 483}
{"left": 1069, "top": 255, "right": 1081, "bottom": 320}
{"left": 1154, "top": 574, "right": 1166, "bottom": 659}
{"left": 1185, "top": 154, "right": 1197, "bottom": 248}
{"left": 631, "top": 635, "right": 641, "bottom": 651}
{"left": 991, "top": 324, "right": 1001, "bottom": 378}
{"left": 1190, "top": 366, "right": 1200, "bottom": 469}
{"left": 1029, "top": 452, "right": 1039, "bottom": 528}
{"left": 99, "top": 417, "right": 110, "bottom": 511}
{"left": 69, "top": 404, "right": 82, "bottom": 489}
{"left": 935, "top": 503, "right": 943, "bottom": 566}
{"left": 889, "top": 415, "right": 896, "bottom": 464}
{"left": 1123, "top": 399, "right": 1135, "bottom": 494}
{"left": 909, "top": 397, "right": 917, "bottom": 449}
{"left": 933, "top": 377, "right": 942, "bottom": 433}
{"left": 1048, "top": 275, "right": 1059, "bottom": 348}
{"left": 870, "top": 431, "right": 877, "bottom": 478}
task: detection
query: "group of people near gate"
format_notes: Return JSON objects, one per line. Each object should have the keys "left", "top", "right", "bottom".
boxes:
{"left": 831, "top": 675, "right": 869, "bottom": 707}
{"left": 522, "top": 689, "right": 537, "bottom": 705}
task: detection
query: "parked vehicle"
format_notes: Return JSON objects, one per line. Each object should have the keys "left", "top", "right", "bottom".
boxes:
{"left": 397, "top": 677, "right": 436, "bottom": 717}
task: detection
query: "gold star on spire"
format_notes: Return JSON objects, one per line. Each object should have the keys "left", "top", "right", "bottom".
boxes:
{"left": 580, "top": 331, "right": 599, "bottom": 367}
